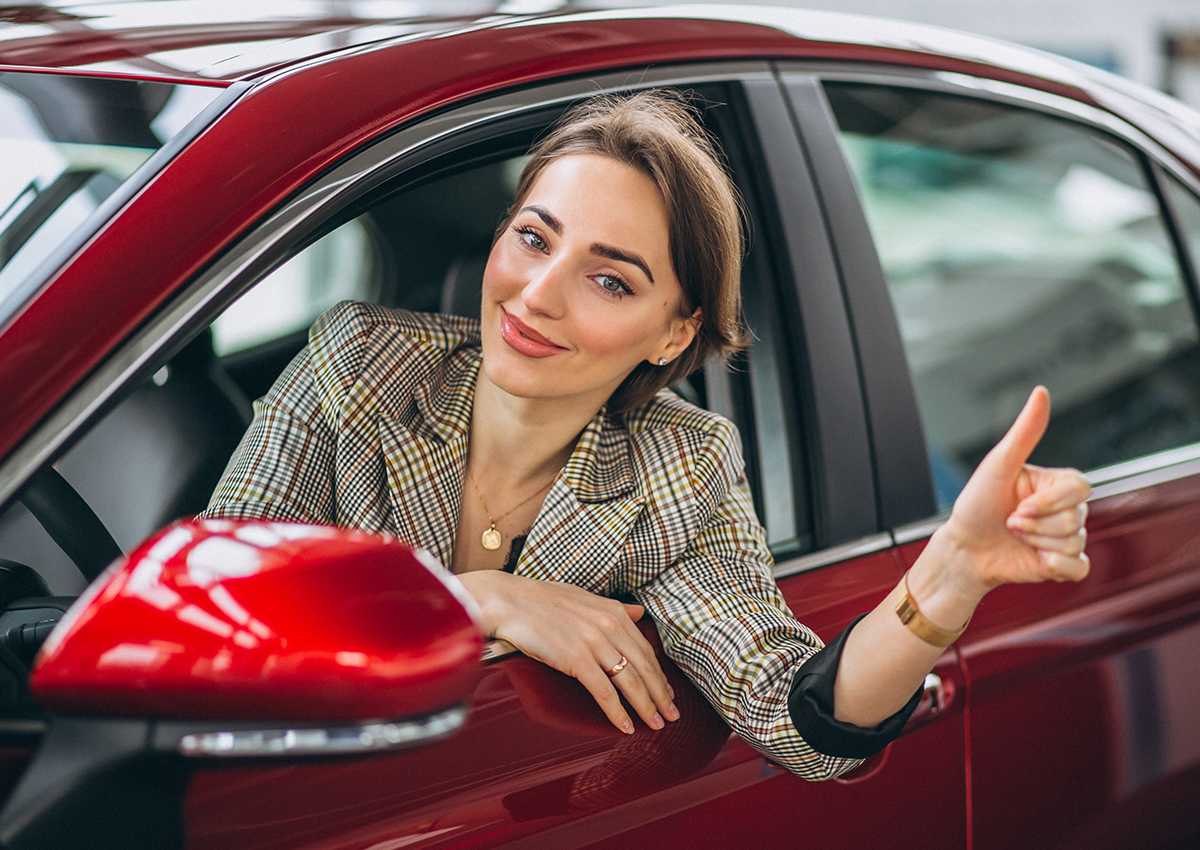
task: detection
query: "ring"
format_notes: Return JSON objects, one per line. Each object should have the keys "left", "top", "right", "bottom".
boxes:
{"left": 605, "top": 656, "right": 628, "bottom": 677}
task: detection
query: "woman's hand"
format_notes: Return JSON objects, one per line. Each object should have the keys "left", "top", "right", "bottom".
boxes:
{"left": 456, "top": 570, "right": 679, "bottom": 735}
{"left": 919, "top": 386, "right": 1091, "bottom": 611}
{"left": 834, "top": 386, "right": 1091, "bottom": 727}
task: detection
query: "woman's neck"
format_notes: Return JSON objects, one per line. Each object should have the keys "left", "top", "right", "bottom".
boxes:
{"left": 468, "top": 369, "right": 602, "bottom": 485}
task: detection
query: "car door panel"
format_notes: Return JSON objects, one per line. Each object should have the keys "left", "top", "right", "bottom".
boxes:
{"left": 182, "top": 549, "right": 968, "bottom": 850}
{"left": 12, "top": 64, "right": 966, "bottom": 848}
{"left": 809, "top": 66, "right": 1200, "bottom": 849}
{"left": 895, "top": 474, "right": 1200, "bottom": 850}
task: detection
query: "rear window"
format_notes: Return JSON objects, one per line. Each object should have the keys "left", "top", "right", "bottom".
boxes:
{"left": 0, "top": 72, "right": 221, "bottom": 324}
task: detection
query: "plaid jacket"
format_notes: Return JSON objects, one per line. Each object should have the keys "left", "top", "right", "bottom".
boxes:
{"left": 204, "top": 301, "right": 860, "bottom": 780}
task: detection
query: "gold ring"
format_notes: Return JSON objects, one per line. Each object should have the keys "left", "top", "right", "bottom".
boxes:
{"left": 605, "top": 656, "right": 628, "bottom": 677}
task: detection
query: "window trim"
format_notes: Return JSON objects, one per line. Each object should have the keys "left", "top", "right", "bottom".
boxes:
{"left": 780, "top": 72, "right": 937, "bottom": 530}
{"left": 741, "top": 76, "right": 878, "bottom": 549}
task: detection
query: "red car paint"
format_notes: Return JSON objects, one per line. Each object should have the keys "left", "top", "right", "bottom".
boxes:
{"left": 31, "top": 520, "right": 482, "bottom": 721}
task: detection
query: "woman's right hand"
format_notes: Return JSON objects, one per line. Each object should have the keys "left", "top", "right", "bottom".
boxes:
{"left": 456, "top": 570, "right": 679, "bottom": 735}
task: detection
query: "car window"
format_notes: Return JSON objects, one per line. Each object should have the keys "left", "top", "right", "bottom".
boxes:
{"left": 825, "top": 82, "right": 1200, "bottom": 510}
{"left": 0, "top": 73, "right": 221, "bottom": 324}
{"left": 1, "top": 83, "right": 813, "bottom": 592}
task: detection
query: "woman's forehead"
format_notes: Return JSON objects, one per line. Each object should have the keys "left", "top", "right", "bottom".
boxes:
{"left": 524, "top": 155, "right": 669, "bottom": 243}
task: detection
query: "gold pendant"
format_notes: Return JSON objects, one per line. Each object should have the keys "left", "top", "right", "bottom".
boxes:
{"left": 481, "top": 526, "right": 502, "bottom": 551}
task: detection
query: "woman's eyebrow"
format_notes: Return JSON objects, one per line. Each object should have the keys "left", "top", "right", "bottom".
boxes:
{"left": 591, "top": 244, "right": 655, "bottom": 284}
{"left": 521, "top": 205, "right": 562, "bottom": 234}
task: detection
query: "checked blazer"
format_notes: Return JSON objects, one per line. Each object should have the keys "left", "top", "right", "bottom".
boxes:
{"left": 203, "top": 301, "right": 861, "bottom": 780}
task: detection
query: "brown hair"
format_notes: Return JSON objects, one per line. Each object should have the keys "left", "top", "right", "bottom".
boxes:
{"left": 502, "top": 89, "right": 750, "bottom": 413}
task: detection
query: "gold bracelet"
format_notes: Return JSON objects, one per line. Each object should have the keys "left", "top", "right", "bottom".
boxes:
{"left": 894, "top": 570, "right": 971, "bottom": 647}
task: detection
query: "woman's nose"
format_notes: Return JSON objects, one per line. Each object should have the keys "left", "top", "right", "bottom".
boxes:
{"left": 521, "top": 259, "right": 568, "bottom": 318}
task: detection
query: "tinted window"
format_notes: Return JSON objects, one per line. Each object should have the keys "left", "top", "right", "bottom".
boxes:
{"left": 826, "top": 83, "right": 1200, "bottom": 509}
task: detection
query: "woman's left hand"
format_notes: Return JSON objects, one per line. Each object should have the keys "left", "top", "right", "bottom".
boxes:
{"left": 833, "top": 386, "right": 1091, "bottom": 728}
{"left": 935, "top": 386, "right": 1091, "bottom": 602}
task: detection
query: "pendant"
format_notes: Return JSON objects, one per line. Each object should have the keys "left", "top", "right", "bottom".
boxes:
{"left": 481, "top": 525, "right": 502, "bottom": 551}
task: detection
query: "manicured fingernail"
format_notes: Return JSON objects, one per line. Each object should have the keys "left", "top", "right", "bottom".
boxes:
{"left": 667, "top": 685, "right": 676, "bottom": 700}
{"left": 622, "top": 719, "right": 634, "bottom": 734}
{"left": 652, "top": 713, "right": 664, "bottom": 730}
{"left": 665, "top": 702, "right": 679, "bottom": 720}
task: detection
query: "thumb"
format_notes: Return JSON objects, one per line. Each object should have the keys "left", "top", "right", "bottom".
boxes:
{"left": 623, "top": 603, "right": 645, "bottom": 622}
{"left": 982, "top": 386, "right": 1050, "bottom": 478}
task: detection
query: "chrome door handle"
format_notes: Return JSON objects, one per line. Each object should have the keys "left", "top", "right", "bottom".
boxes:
{"left": 903, "top": 671, "right": 956, "bottom": 733}
{"left": 923, "top": 672, "right": 946, "bottom": 713}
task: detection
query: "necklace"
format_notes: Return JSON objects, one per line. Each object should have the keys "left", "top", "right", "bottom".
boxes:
{"left": 467, "top": 470, "right": 556, "bottom": 551}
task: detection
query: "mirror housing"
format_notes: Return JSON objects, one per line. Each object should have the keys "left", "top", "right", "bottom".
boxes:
{"left": 30, "top": 519, "right": 484, "bottom": 724}
{"left": 1, "top": 521, "right": 483, "bottom": 849}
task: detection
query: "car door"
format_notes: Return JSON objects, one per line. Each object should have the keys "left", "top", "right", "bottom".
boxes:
{"left": 805, "top": 67, "right": 1200, "bottom": 850}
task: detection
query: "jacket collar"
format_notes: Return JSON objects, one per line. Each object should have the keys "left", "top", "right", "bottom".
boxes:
{"left": 411, "top": 344, "right": 478, "bottom": 445}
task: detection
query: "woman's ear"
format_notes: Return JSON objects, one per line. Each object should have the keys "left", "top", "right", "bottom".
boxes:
{"left": 650, "top": 308, "right": 702, "bottom": 366}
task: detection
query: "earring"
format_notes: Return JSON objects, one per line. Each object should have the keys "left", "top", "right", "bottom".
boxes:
{"left": 658, "top": 357, "right": 668, "bottom": 366}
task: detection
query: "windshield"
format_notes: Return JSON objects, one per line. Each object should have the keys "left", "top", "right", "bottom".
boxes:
{"left": 0, "top": 72, "right": 222, "bottom": 323}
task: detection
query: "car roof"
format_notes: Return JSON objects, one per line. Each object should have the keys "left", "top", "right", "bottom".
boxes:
{"left": 4, "top": 1, "right": 1199, "bottom": 156}
{"left": 0, "top": 1, "right": 1158, "bottom": 95}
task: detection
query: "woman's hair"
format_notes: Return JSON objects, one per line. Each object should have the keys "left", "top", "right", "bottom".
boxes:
{"left": 502, "top": 89, "right": 750, "bottom": 413}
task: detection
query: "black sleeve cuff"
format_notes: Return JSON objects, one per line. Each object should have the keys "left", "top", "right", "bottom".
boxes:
{"left": 787, "top": 613, "right": 923, "bottom": 759}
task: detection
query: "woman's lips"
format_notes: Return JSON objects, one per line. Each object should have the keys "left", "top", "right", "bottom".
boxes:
{"left": 500, "top": 308, "right": 566, "bottom": 359}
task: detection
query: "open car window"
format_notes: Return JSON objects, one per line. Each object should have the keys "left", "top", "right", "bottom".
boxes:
{"left": 0, "top": 78, "right": 815, "bottom": 596}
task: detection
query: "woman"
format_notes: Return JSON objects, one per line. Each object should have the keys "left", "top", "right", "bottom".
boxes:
{"left": 203, "top": 90, "right": 1090, "bottom": 780}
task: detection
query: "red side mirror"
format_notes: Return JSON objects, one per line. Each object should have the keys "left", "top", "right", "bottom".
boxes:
{"left": 30, "top": 519, "right": 483, "bottom": 724}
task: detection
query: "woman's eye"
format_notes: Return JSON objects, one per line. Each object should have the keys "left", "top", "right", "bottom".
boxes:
{"left": 517, "top": 227, "right": 547, "bottom": 252}
{"left": 595, "top": 274, "right": 631, "bottom": 296}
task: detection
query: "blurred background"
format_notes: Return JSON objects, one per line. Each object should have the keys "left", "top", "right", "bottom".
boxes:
{"left": 593, "top": 0, "right": 1200, "bottom": 107}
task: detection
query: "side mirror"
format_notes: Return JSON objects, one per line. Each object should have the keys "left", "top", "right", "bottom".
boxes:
{"left": 32, "top": 518, "right": 483, "bottom": 737}
{"left": 0, "top": 520, "right": 483, "bottom": 850}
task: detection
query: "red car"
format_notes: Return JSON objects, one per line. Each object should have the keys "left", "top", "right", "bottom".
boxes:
{"left": 0, "top": 3, "right": 1198, "bottom": 848}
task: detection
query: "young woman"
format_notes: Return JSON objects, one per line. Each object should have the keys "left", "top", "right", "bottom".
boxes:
{"left": 203, "top": 90, "right": 1090, "bottom": 780}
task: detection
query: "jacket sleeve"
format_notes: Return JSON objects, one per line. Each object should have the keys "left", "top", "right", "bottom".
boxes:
{"left": 199, "top": 341, "right": 338, "bottom": 524}
{"left": 631, "top": 419, "right": 864, "bottom": 781}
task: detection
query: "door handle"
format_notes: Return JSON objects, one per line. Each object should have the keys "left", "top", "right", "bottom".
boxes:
{"left": 903, "top": 672, "right": 956, "bottom": 733}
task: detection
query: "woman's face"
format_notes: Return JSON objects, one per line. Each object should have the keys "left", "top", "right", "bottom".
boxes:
{"left": 480, "top": 153, "right": 696, "bottom": 410}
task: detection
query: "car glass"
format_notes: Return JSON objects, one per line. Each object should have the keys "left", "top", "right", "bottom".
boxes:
{"left": 0, "top": 73, "right": 220, "bottom": 322}
{"left": 825, "top": 82, "right": 1200, "bottom": 510}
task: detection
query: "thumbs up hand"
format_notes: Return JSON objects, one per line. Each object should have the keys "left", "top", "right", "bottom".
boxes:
{"left": 830, "top": 388, "right": 1092, "bottom": 729}
{"left": 941, "top": 386, "right": 1091, "bottom": 595}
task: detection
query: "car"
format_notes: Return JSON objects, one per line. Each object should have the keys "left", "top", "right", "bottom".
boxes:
{"left": 0, "top": 2, "right": 1198, "bottom": 848}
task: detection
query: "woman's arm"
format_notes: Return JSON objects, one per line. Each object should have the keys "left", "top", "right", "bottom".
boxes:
{"left": 456, "top": 569, "right": 679, "bottom": 735}
{"left": 831, "top": 386, "right": 1090, "bottom": 726}
{"left": 201, "top": 344, "right": 338, "bottom": 524}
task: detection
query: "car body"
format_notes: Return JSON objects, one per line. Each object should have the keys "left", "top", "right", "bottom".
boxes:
{"left": 1, "top": 2, "right": 1199, "bottom": 848}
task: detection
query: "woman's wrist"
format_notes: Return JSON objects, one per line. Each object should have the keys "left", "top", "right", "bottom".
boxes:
{"left": 455, "top": 569, "right": 514, "bottom": 638}
{"left": 904, "top": 525, "right": 990, "bottom": 634}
